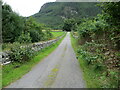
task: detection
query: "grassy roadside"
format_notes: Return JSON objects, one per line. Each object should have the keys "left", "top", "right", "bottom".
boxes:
{"left": 70, "top": 33, "right": 101, "bottom": 88}
{"left": 70, "top": 33, "right": 78, "bottom": 53}
{"left": 2, "top": 34, "right": 66, "bottom": 88}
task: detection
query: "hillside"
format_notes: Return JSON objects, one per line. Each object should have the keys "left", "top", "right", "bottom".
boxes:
{"left": 32, "top": 2, "right": 101, "bottom": 29}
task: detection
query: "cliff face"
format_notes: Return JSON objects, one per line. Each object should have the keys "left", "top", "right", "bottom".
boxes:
{"left": 32, "top": 2, "right": 101, "bottom": 29}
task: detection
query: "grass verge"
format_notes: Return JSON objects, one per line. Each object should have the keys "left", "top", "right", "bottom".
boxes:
{"left": 2, "top": 34, "right": 66, "bottom": 88}
{"left": 70, "top": 33, "right": 102, "bottom": 88}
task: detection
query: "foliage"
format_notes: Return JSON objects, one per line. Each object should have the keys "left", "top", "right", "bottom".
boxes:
{"left": 99, "top": 2, "right": 120, "bottom": 50}
{"left": 63, "top": 18, "right": 77, "bottom": 31}
{"left": 77, "top": 15, "right": 108, "bottom": 39}
{"left": 2, "top": 32, "right": 64, "bottom": 51}
{"left": 2, "top": 4, "right": 25, "bottom": 43}
{"left": 71, "top": 34, "right": 101, "bottom": 88}
{"left": 77, "top": 12, "right": 119, "bottom": 50}
{"left": 71, "top": 2, "right": 120, "bottom": 88}
{"left": 99, "top": 2, "right": 120, "bottom": 28}
{"left": 17, "top": 32, "right": 32, "bottom": 43}
{"left": 77, "top": 42, "right": 106, "bottom": 70}
{"left": 29, "top": 30, "right": 44, "bottom": 42}
{"left": 2, "top": 3, "right": 54, "bottom": 44}
{"left": 24, "top": 17, "right": 45, "bottom": 42}
{"left": 24, "top": 17, "right": 43, "bottom": 32}
{"left": 42, "top": 30, "right": 53, "bottom": 40}
{"left": 71, "top": 33, "right": 119, "bottom": 88}
{"left": 9, "top": 43, "right": 35, "bottom": 63}
{"left": 77, "top": 46, "right": 119, "bottom": 88}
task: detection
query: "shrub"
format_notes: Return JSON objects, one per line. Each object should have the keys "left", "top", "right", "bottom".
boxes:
{"left": 29, "top": 30, "right": 41, "bottom": 42}
{"left": 17, "top": 32, "right": 31, "bottom": 43}
{"left": 9, "top": 44, "right": 35, "bottom": 63}
{"left": 43, "top": 30, "right": 53, "bottom": 40}
{"left": 77, "top": 41, "right": 106, "bottom": 70}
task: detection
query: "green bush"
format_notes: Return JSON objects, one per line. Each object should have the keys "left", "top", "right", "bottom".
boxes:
{"left": 29, "top": 30, "right": 42, "bottom": 42}
{"left": 43, "top": 30, "right": 53, "bottom": 40}
{"left": 17, "top": 32, "right": 31, "bottom": 43}
{"left": 77, "top": 41, "right": 106, "bottom": 71}
{"left": 9, "top": 44, "right": 35, "bottom": 63}
{"left": 76, "top": 41, "right": 119, "bottom": 88}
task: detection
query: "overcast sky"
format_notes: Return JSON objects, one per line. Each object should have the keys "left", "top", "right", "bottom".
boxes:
{"left": 3, "top": 0, "right": 56, "bottom": 17}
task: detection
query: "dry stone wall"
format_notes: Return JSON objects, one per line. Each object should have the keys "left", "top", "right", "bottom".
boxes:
{"left": 1, "top": 33, "right": 66, "bottom": 65}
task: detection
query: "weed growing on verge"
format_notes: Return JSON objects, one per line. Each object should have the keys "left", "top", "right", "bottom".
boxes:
{"left": 70, "top": 33, "right": 119, "bottom": 88}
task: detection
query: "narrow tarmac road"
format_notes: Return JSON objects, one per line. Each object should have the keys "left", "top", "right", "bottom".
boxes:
{"left": 7, "top": 32, "right": 86, "bottom": 88}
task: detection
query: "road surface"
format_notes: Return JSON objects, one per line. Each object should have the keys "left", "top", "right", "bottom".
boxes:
{"left": 7, "top": 32, "right": 86, "bottom": 88}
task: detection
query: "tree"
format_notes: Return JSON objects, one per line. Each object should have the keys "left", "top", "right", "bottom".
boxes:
{"left": 99, "top": 2, "right": 120, "bottom": 28}
{"left": 2, "top": 4, "right": 24, "bottom": 43}
{"left": 63, "top": 18, "right": 77, "bottom": 31}
{"left": 24, "top": 17, "right": 46, "bottom": 42}
{"left": 99, "top": 2, "right": 120, "bottom": 50}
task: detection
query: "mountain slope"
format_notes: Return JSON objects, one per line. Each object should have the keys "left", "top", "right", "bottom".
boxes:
{"left": 32, "top": 2, "right": 101, "bottom": 29}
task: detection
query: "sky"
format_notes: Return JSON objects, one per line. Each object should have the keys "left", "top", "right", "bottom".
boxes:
{"left": 3, "top": 0, "right": 56, "bottom": 17}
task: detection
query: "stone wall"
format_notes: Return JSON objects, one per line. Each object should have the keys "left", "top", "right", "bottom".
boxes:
{"left": 1, "top": 33, "right": 66, "bottom": 65}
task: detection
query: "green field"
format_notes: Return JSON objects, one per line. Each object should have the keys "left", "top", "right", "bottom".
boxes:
{"left": 2, "top": 35, "right": 66, "bottom": 87}
{"left": 51, "top": 31, "right": 65, "bottom": 39}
